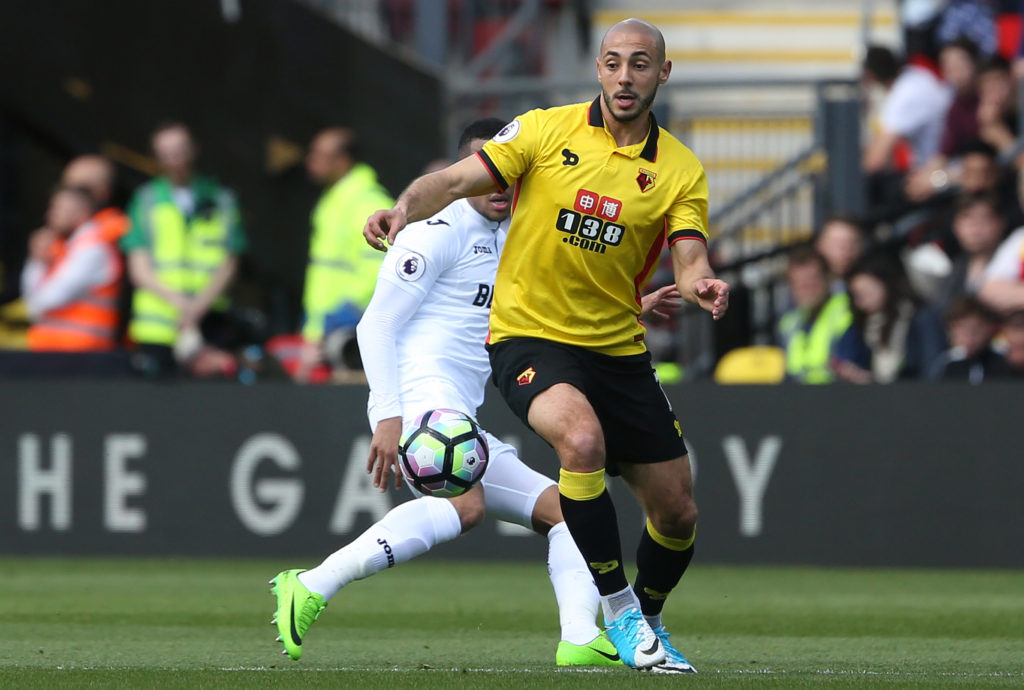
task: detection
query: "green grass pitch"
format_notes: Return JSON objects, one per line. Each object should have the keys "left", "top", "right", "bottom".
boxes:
{"left": 0, "top": 557, "right": 1021, "bottom": 688}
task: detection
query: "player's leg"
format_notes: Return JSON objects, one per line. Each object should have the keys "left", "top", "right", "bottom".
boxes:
{"left": 526, "top": 386, "right": 631, "bottom": 604}
{"left": 618, "top": 457, "right": 697, "bottom": 674}
{"left": 488, "top": 338, "right": 664, "bottom": 668}
{"left": 526, "top": 384, "right": 663, "bottom": 668}
{"left": 271, "top": 487, "right": 481, "bottom": 659}
{"left": 601, "top": 351, "right": 697, "bottom": 674}
{"left": 478, "top": 433, "right": 613, "bottom": 664}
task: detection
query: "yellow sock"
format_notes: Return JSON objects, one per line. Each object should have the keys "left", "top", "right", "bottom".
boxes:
{"left": 558, "top": 468, "right": 606, "bottom": 501}
{"left": 646, "top": 519, "right": 695, "bottom": 551}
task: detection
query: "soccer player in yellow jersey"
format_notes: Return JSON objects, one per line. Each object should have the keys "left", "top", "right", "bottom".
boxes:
{"left": 365, "top": 18, "right": 729, "bottom": 673}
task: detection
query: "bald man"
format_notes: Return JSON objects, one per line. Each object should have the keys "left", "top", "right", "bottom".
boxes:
{"left": 61, "top": 155, "right": 128, "bottom": 242}
{"left": 365, "top": 19, "right": 725, "bottom": 673}
{"left": 296, "top": 127, "right": 393, "bottom": 383}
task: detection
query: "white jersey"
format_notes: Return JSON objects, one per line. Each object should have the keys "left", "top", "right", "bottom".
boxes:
{"left": 360, "top": 198, "right": 507, "bottom": 428}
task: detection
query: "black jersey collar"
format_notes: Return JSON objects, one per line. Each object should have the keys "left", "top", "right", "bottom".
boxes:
{"left": 588, "top": 96, "right": 659, "bottom": 162}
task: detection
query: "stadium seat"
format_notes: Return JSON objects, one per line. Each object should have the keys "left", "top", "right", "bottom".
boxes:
{"left": 714, "top": 346, "right": 786, "bottom": 384}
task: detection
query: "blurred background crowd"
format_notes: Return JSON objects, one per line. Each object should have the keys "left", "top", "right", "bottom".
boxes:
{"left": 4, "top": 0, "right": 1024, "bottom": 385}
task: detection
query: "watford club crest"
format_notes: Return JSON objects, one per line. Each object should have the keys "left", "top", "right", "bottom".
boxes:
{"left": 517, "top": 367, "right": 537, "bottom": 386}
{"left": 636, "top": 168, "right": 656, "bottom": 193}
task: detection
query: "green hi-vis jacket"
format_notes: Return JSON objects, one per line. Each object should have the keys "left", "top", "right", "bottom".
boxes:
{"left": 777, "top": 292, "right": 852, "bottom": 384}
{"left": 302, "top": 163, "right": 393, "bottom": 342}
{"left": 122, "top": 176, "right": 247, "bottom": 346}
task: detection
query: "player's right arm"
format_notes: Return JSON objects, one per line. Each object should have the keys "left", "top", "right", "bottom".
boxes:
{"left": 364, "top": 155, "right": 497, "bottom": 251}
{"left": 357, "top": 223, "right": 458, "bottom": 489}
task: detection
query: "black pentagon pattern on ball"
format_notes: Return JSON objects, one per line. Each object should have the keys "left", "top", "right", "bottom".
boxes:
{"left": 398, "top": 410, "right": 489, "bottom": 494}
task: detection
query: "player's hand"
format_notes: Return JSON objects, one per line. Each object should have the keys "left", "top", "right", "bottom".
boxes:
{"left": 693, "top": 278, "right": 730, "bottom": 320}
{"left": 364, "top": 207, "right": 408, "bottom": 252}
{"left": 367, "top": 416, "right": 404, "bottom": 491}
{"left": 640, "top": 285, "right": 683, "bottom": 321}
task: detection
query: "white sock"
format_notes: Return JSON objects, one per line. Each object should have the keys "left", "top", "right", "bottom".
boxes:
{"left": 601, "top": 585, "right": 641, "bottom": 622}
{"left": 298, "top": 497, "right": 462, "bottom": 600}
{"left": 546, "top": 522, "right": 602, "bottom": 645}
{"left": 644, "top": 613, "right": 663, "bottom": 630}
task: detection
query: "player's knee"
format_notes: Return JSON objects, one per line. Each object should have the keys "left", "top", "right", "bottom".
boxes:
{"left": 449, "top": 492, "right": 485, "bottom": 532}
{"left": 651, "top": 498, "right": 698, "bottom": 538}
{"left": 556, "top": 426, "right": 605, "bottom": 471}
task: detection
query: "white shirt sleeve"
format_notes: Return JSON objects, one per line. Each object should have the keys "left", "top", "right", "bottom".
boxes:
{"left": 356, "top": 281, "right": 427, "bottom": 421}
{"left": 881, "top": 68, "right": 950, "bottom": 136}
{"left": 355, "top": 222, "right": 459, "bottom": 422}
{"left": 21, "top": 242, "right": 116, "bottom": 320}
{"left": 983, "top": 228, "right": 1024, "bottom": 283}
{"left": 376, "top": 222, "right": 458, "bottom": 296}
{"left": 20, "top": 260, "right": 46, "bottom": 299}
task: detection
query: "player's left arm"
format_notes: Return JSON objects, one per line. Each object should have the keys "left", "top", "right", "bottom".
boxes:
{"left": 670, "top": 239, "right": 730, "bottom": 321}
{"left": 665, "top": 159, "right": 729, "bottom": 320}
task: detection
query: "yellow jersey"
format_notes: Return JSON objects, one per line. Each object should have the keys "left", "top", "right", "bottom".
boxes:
{"left": 479, "top": 98, "right": 709, "bottom": 356}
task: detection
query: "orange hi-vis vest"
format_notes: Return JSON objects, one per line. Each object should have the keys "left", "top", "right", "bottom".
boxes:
{"left": 27, "top": 223, "right": 123, "bottom": 352}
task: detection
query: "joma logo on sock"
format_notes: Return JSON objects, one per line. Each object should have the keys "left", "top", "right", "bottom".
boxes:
{"left": 377, "top": 538, "right": 395, "bottom": 567}
{"left": 589, "top": 560, "right": 619, "bottom": 575}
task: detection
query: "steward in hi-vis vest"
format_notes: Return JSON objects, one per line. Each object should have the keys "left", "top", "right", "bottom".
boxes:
{"left": 777, "top": 292, "right": 853, "bottom": 383}
{"left": 25, "top": 223, "right": 122, "bottom": 352}
{"left": 302, "top": 162, "right": 393, "bottom": 343}
{"left": 122, "top": 174, "right": 247, "bottom": 347}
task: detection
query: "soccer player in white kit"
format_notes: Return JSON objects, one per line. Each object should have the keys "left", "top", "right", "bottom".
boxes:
{"left": 270, "top": 120, "right": 678, "bottom": 665}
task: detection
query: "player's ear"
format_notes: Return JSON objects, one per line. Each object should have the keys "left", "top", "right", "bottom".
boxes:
{"left": 659, "top": 60, "right": 672, "bottom": 84}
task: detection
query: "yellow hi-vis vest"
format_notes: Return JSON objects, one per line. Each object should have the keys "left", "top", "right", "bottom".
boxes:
{"left": 127, "top": 177, "right": 239, "bottom": 346}
{"left": 302, "top": 163, "right": 393, "bottom": 341}
{"left": 778, "top": 293, "right": 852, "bottom": 384}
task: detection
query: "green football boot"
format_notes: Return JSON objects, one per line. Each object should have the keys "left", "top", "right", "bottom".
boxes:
{"left": 270, "top": 569, "right": 326, "bottom": 660}
{"left": 555, "top": 631, "right": 624, "bottom": 666}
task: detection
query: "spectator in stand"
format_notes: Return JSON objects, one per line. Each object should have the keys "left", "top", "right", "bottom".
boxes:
{"left": 906, "top": 39, "right": 981, "bottom": 201}
{"left": 776, "top": 247, "right": 853, "bottom": 384}
{"left": 296, "top": 127, "right": 393, "bottom": 383}
{"left": 935, "top": 192, "right": 1007, "bottom": 311}
{"left": 978, "top": 206, "right": 1024, "bottom": 312}
{"left": 121, "top": 122, "right": 247, "bottom": 375}
{"left": 22, "top": 186, "right": 122, "bottom": 351}
{"left": 999, "top": 310, "right": 1024, "bottom": 373}
{"left": 61, "top": 155, "right": 129, "bottom": 243}
{"left": 929, "top": 296, "right": 1015, "bottom": 381}
{"left": 835, "top": 251, "right": 948, "bottom": 383}
{"left": 975, "top": 56, "right": 1019, "bottom": 158}
{"left": 862, "top": 45, "right": 953, "bottom": 180}
{"left": 814, "top": 215, "right": 866, "bottom": 292}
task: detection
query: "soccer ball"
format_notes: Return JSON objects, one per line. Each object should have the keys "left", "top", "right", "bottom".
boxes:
{"left": 399, "top": 409, "right": 489, "bottom": 497}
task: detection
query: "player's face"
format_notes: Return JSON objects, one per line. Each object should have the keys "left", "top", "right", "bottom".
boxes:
{"left": 465, "top": 138, "right": 511, "bottom": 222}
{"left": 597, "top": 31, "right": 670, "bottom": 123}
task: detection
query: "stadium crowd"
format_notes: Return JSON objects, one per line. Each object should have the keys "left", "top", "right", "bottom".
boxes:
{"left": 773, "top": 0, "right": 1024, "bottom": 384}
{"left": 6, "top": 1, "right": 1024, "bottom": 385}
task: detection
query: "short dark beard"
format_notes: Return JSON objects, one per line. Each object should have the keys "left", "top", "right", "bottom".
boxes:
{"left": 602, "top": 85, "right": 658, "bottom": 123}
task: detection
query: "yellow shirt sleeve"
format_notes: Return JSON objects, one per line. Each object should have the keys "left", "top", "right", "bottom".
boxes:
{"left": 478, "top": 110, "right": 544, "bottom": 191}
{"left": 665, "top": 159, "right": 709, "bottom": 245}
